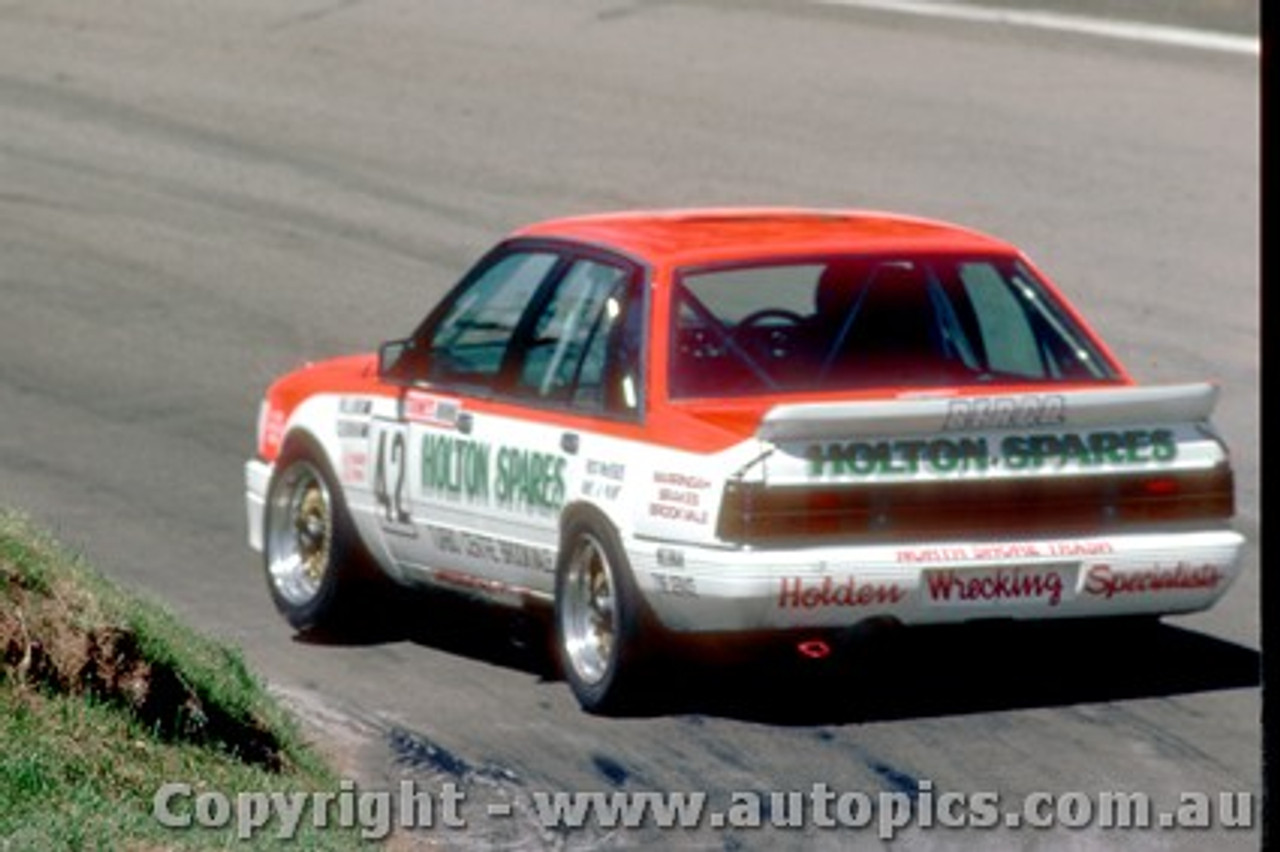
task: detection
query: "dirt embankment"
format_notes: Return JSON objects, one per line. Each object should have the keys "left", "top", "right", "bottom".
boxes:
{"left": 1, "top": 523, "right": 286, "bottom": 770}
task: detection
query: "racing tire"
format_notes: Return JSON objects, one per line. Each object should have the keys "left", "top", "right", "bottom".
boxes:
{"left": 554, "top": 516, "right": 650, "bottom": 714}
{"left": 262, "top": 438, "right": 375, "bottom": 634}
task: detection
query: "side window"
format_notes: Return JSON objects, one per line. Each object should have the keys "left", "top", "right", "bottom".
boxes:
{"left": 959, "top": 262, "right": 1046, "bottom": 378}
{"left": 424, "top": 251, "right": 559, "bottom": 387}
{"left": 514, "top": 258, "right": 640, "bottom": 416}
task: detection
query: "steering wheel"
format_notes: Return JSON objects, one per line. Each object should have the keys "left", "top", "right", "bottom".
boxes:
{"left": 733, "top": 308, "right": 805, "bottom": 335}
{"left": 730, "top": 308, "right": 807, "bottom": 366}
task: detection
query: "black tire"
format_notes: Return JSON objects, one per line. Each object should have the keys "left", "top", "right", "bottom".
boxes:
{"left": 262, "top": 437, "right": 374, "bottom": 634}
{"left": 554, "top": 515, "right": 649, "bottom": 714}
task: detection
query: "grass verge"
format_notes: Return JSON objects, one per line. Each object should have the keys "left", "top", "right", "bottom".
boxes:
{"left": 0, "top": 511, "right": 360, "bottom": 849}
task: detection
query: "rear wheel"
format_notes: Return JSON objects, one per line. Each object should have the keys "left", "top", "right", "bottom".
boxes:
{"left": 263, "top": 441, "right": 371, "bottom": 633}
{"left": 555, "top": 517, "right": 648, "bottom": 714}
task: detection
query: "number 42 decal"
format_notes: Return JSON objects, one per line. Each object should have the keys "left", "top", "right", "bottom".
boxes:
{"left": 372, "top": 421, "right": 413, "bottom": 531}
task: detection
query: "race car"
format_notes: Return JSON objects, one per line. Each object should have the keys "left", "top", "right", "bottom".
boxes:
{"left": 244, "top": 208, "right": 1243, "bottom": 713}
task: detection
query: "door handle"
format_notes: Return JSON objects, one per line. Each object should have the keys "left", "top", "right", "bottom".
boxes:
{"left": 560, "top": 432, "right": 579, "bottom": 454}
{"left": 456, "top": 412, "right": 474, "bottom": 435}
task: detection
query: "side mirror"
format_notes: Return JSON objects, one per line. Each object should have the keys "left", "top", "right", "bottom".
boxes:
{"left": 377, "top": 338, "right": 413, "bottom": 384}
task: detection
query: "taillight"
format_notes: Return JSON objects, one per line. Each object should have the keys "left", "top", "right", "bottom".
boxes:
{"left": 1140, "top": 477, "right": 1180, "bottom": 497}
{"left": 718, "top": 465, "right": 1234, "bottom": 545}
{"left": 1113, "top": 466, "right": 1233, "bottom": 525}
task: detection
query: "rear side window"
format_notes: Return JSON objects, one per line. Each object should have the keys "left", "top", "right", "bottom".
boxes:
{"left": 949, "top": 261, "right": 1107, "bottom": 382}
{"left": 958, "top": 262, "right": 1046, "bottom": 378}
{"left": 514, "top": 258, "right": 641, "bottom": 416}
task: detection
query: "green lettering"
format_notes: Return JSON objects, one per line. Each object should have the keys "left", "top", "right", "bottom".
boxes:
{"left": 1124, "top": 430, "right": 1151, "bottom": 463}
{"left": 465, "top": 442, "right": 490, "bottom": 499}
{"left": 1059, "top": 433, "right": 1092, "bottom": 467}
{"left": 929, "top": 439, "right": 958, "bottom": 472}
{"left": 957, "top": 437, "right": 990, "bottom": 472}
{"left": 806, "top": 444, "right": 828, "bottom": 477}
{"left": 422, "top": 435, "right": 490, "bottom": 500}
{"left": 834, "top": 443, "right": 861, "bottom": 477}
{"left": 872, "top": 442, "right": 901, "bottom": 475}
{"left": 550, "top": 457, "right": 567, "bottom": 506}
{"left": 494, "top": 446, "right": 566, "bottom": 512}
{"left": 898, "top": 440, "right": 927, "bottom": 474}
{"left": 1029, "top": 434, "right": 1060, "bottom": 468}
{"left": 1002, "top": 435, "right": 1030, "bottom": 469}
{"left": 1151, "top": 429, "right": 1178, "bottom": 462}
{"left": 1088, "top": 431, "right": 1125, "bottom": 465}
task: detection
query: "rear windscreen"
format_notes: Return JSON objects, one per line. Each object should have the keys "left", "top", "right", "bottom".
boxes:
{"left": 669, "top": 255, "right": 1118, "bottom": 398}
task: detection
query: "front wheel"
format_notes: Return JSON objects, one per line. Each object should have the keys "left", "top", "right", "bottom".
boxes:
{"left": 555, "top": 518, "right": 649, "bottom": 714}
{"left": 263, "top": 443, "right": 370, "bottom": 633}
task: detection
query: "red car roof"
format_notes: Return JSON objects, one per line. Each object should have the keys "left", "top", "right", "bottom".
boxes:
{"left": 514, "top": 208, "right": 1016, "bottom": 266}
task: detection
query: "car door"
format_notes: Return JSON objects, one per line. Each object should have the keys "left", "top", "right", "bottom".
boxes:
{"left": 373, "top": 242, "right": 644, "bottom": 599}
{"left": 367, "top": 246, "right": 564, "bottom": 586}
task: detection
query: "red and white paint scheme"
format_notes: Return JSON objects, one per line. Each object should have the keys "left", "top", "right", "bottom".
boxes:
{"left": 244, "top": 209, "right": 1243, "bottom": 713}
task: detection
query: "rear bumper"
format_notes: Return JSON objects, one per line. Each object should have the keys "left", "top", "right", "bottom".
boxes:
{"left": 626, "top": 528, "right": 1245, "bottom": 633}
{"left": 245, "top": 459, "right": 272, "bottom": 553}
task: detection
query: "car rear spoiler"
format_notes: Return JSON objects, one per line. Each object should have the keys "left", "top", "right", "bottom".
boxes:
{"left": 758, "top": 383, "right": 1218, "bottom": 442}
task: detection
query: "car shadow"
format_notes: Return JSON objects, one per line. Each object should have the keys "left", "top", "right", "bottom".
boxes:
{"left": 652, "top": 620, "right": 1261, "bottom": 725}
{"left": 295, "top": 588, "right": 1259, "bottom": 724}
{"left": 293, "top": 585, "right": 561, "bottom": 679}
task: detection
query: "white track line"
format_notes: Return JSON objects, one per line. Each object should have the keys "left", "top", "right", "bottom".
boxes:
{"left": 818, "top": 0, "right": 1260, "bottom": 56}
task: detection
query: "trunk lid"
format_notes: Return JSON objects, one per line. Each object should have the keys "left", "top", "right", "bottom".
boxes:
{"left": 719, "top": 384, "right": 1233, "bottom": 544}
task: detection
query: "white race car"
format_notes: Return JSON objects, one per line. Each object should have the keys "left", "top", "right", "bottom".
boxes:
{"left": 245, "top": 209, "right": 1243, "bottom": 712}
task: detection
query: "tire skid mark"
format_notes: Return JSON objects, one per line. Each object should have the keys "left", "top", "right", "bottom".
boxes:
{"left": 0, "top": 73, "right": 502, "bottom": 242}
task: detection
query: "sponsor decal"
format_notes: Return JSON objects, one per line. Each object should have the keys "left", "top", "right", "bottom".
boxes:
{"left": 496, "top": 446, "right": 567, "bottom": 512}
{"left": 808, "top": 437, "right": 991, "bottom": 477}
{"left": 339, "top": 397, "right": 374, "bottom": 416}
{"left": 925, "top": 564, "right": 1072, "bottom": 607}
{"left": 419, "top": 435, "right": 566, "bottom": 513}
{"left": 896, "top": 540, "right": 1114, "bottom": 563}
{"left": 262, "top": 407, "right": 286, "bottom": 452}
{"left": 581, "top": 459, "right": 625, "bottom": 500}
{"left": 421, "top": 434, "right": 490, "bottom": 501}
{"left": 427, "top": 525, "right": 555, "bottom": 574}
{"left": 1083, "top": 562, "right": 1224, "bottom": 599}
{"left": 652, "top": 572, "right": 698, "bottom": 597}
{"left": 340, "top": 450, "right": 368, "bottom": 484}
{"left": 404, "top": 391, "right": 459, "bottom": 426}
{"left": 586, "top": 460, "right": 626, "bottom": 481}
{"left": 336, "top": 419, "right": 370, "bottom": 439}
{"left": 431, "top": 569, "right": 517, "bottom": 598}
{"left": 807, "top": 429, "right": 1177, "bottom": 478}
{"left": 1000, "top": 430, "right": 1177, "bottom": 470}
{"left": 777, "top": 576, "right": 907, "bottom": 610}
{"left": 649, "top": 471, "right": 711, "bottom": 524}
{"left": 944, "top": 395, "right": 1066, "bottom": 431}
{"left": 654, "top": 472, "right": 711, "bottom": 490}
{"left": 648, "top": 503, "right": 707, "bottom": 523}
{"left": 656, "top": 547, "right": 686, "bottom": 568}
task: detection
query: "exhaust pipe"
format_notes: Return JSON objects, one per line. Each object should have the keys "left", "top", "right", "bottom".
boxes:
{"left": 796, "top": 639, "right": 832, "bottom": 660}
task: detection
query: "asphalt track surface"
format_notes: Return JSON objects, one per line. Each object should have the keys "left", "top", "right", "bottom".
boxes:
{"left": 0, "top": 1, "right": 1259, "bottom": 849}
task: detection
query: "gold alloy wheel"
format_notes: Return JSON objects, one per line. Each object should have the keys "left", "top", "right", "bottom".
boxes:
{"left": 560, "top": 532, "right": 619, "bottom": 686}
{"left": 266, "top": 460, "right": 333, "bottom": 606}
